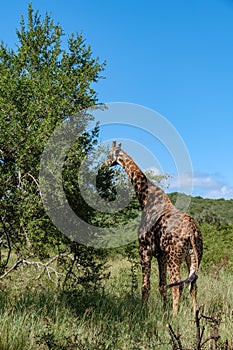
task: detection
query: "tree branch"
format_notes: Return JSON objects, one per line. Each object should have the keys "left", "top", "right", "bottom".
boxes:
{"left": 0, "top": 215, "right": 12, "bottom": 269}
{"left": 166, "top": 323, "right": 183, "bottom": 350}
{"left": 0, "top": 259, "right": 23, "bottom": 279}
{"left": 0, "top": 253, "right": 73, "bottom": 284}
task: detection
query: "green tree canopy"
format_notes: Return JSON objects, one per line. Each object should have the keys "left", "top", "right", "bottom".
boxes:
{"left": 0, "top": 3, "right": 107, "bottom": 283}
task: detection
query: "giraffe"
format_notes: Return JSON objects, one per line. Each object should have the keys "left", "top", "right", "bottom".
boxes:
{"left": 105, "top": 141, "right": 203, "bottom": 314}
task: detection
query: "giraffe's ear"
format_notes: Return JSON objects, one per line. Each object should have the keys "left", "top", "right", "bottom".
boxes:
{"left": 112, "top": 141, "right": 116, "bottom": 149}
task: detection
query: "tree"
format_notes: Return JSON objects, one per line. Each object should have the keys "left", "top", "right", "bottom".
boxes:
{"left": 0, "top": 3, "right": 107, "bottom": 287}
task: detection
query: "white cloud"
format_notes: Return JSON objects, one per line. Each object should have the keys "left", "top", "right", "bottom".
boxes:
{"left": 169, "top": 172, "right": 233, "bottom": 199}
{"left": 143, "top": 168, "right": 233, "bottom": 200}
{"left": 206, "top": 185, "right": 233, "bottom": 200}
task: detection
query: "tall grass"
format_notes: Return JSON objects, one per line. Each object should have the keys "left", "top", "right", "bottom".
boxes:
{"left": 0, "top": 258, "right": 232, "bottom": 349}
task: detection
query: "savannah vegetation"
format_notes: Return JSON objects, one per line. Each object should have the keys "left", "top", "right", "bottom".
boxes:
{"left": 0, "top": 4, "right": 232, "bottom": 349}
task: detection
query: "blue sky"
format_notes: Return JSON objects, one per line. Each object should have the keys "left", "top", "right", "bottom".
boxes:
{"left": 1, "top": 0, "right": 233, "bottom": 199}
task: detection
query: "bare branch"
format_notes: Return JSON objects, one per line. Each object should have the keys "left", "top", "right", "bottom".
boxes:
{"left": 194, "top": 307, "right": 221, "bottom": 350}
{"left": 25, "top": 172, "right": 40, "bottom": 188}
{"left": 195, "top": 308, "right": 203, "bottom": 350}
{"left": 0, "top": 253, "right": 73, "bottom": 284}
{"left": 200, "top": 334, "right": 220, "bottom": 348}
{"left": 0, "top": 215, "right": 12, "bottom": 268}
{"left": 0, "top": 259, "right": 23, "bottom": 279}
{"left": 166, "top": 323, "right": 183, "bottom": 350}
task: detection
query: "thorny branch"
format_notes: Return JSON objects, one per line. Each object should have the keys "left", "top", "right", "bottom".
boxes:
{"left": 199, "top": 311, "right": 221, "bottom": 350}
{"left": 166, "top": 307, "right": 223, "bottom": 350}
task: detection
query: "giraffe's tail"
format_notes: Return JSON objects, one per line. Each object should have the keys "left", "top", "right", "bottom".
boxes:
{"left": 167, "top": 224, "right": 202, "bottom": 290}
{"left": 166, "top": 272, "right": 198, "bottom": 289}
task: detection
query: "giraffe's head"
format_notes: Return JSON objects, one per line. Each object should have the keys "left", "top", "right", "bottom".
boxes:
{"left": 104, "top": 141, "right": 122, "bottom": 167}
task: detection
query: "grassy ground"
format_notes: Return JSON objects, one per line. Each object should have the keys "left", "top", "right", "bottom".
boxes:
{"left": 0, "top": 257, "right": 232, "bottom": 350}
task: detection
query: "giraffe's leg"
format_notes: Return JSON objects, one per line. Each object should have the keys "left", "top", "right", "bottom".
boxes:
{"left": 185, "top": 255, "right": 198, "bottom": 314}
{"left": 189, "top": 279, "right": 197, "bottom": 314}
{"left": 167, "top": 260, "right": 183, "bottom": 315}
{"left": 139, "top": 240, "right": 152, "bottom": 304}
{"left": 157, "top": 255, "right": 167, "bottom": 309}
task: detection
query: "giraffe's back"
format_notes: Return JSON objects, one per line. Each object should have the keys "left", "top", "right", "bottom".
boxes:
{"left": 151, "top": 209, "right": 202, "bottom": 263}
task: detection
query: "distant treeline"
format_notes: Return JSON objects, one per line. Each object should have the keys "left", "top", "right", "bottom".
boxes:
{"left": 169, "top": 192, "right": 233, "bottom": 226}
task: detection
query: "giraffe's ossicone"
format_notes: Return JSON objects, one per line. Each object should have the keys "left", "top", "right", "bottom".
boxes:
{"left": 105, "top": 141, "right": 203, "bottom": 314}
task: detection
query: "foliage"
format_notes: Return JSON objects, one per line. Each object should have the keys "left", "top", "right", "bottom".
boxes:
{"left": 89, "top": 169, "right": 171, "bottom": 247}
{"left": 169, "top": 192, "right": 233, "bottom": 226}
{"left": 200, "top": 223, "right": 233, "bottom": 269}
{"left": 0, "top": 3, "right": 107, "bottom": 285}
{"left": 169, "top": 192, "right": 233, "bottom": 270}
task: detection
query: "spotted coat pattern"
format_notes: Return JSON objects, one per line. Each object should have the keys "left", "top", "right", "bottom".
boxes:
{"left": 105, "top": 142, "right": 203, "bottom": 314}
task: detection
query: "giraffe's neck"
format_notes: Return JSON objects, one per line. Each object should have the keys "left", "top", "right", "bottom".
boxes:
{"left": 117, "top": 151, "right": 164, "bottom": 209}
